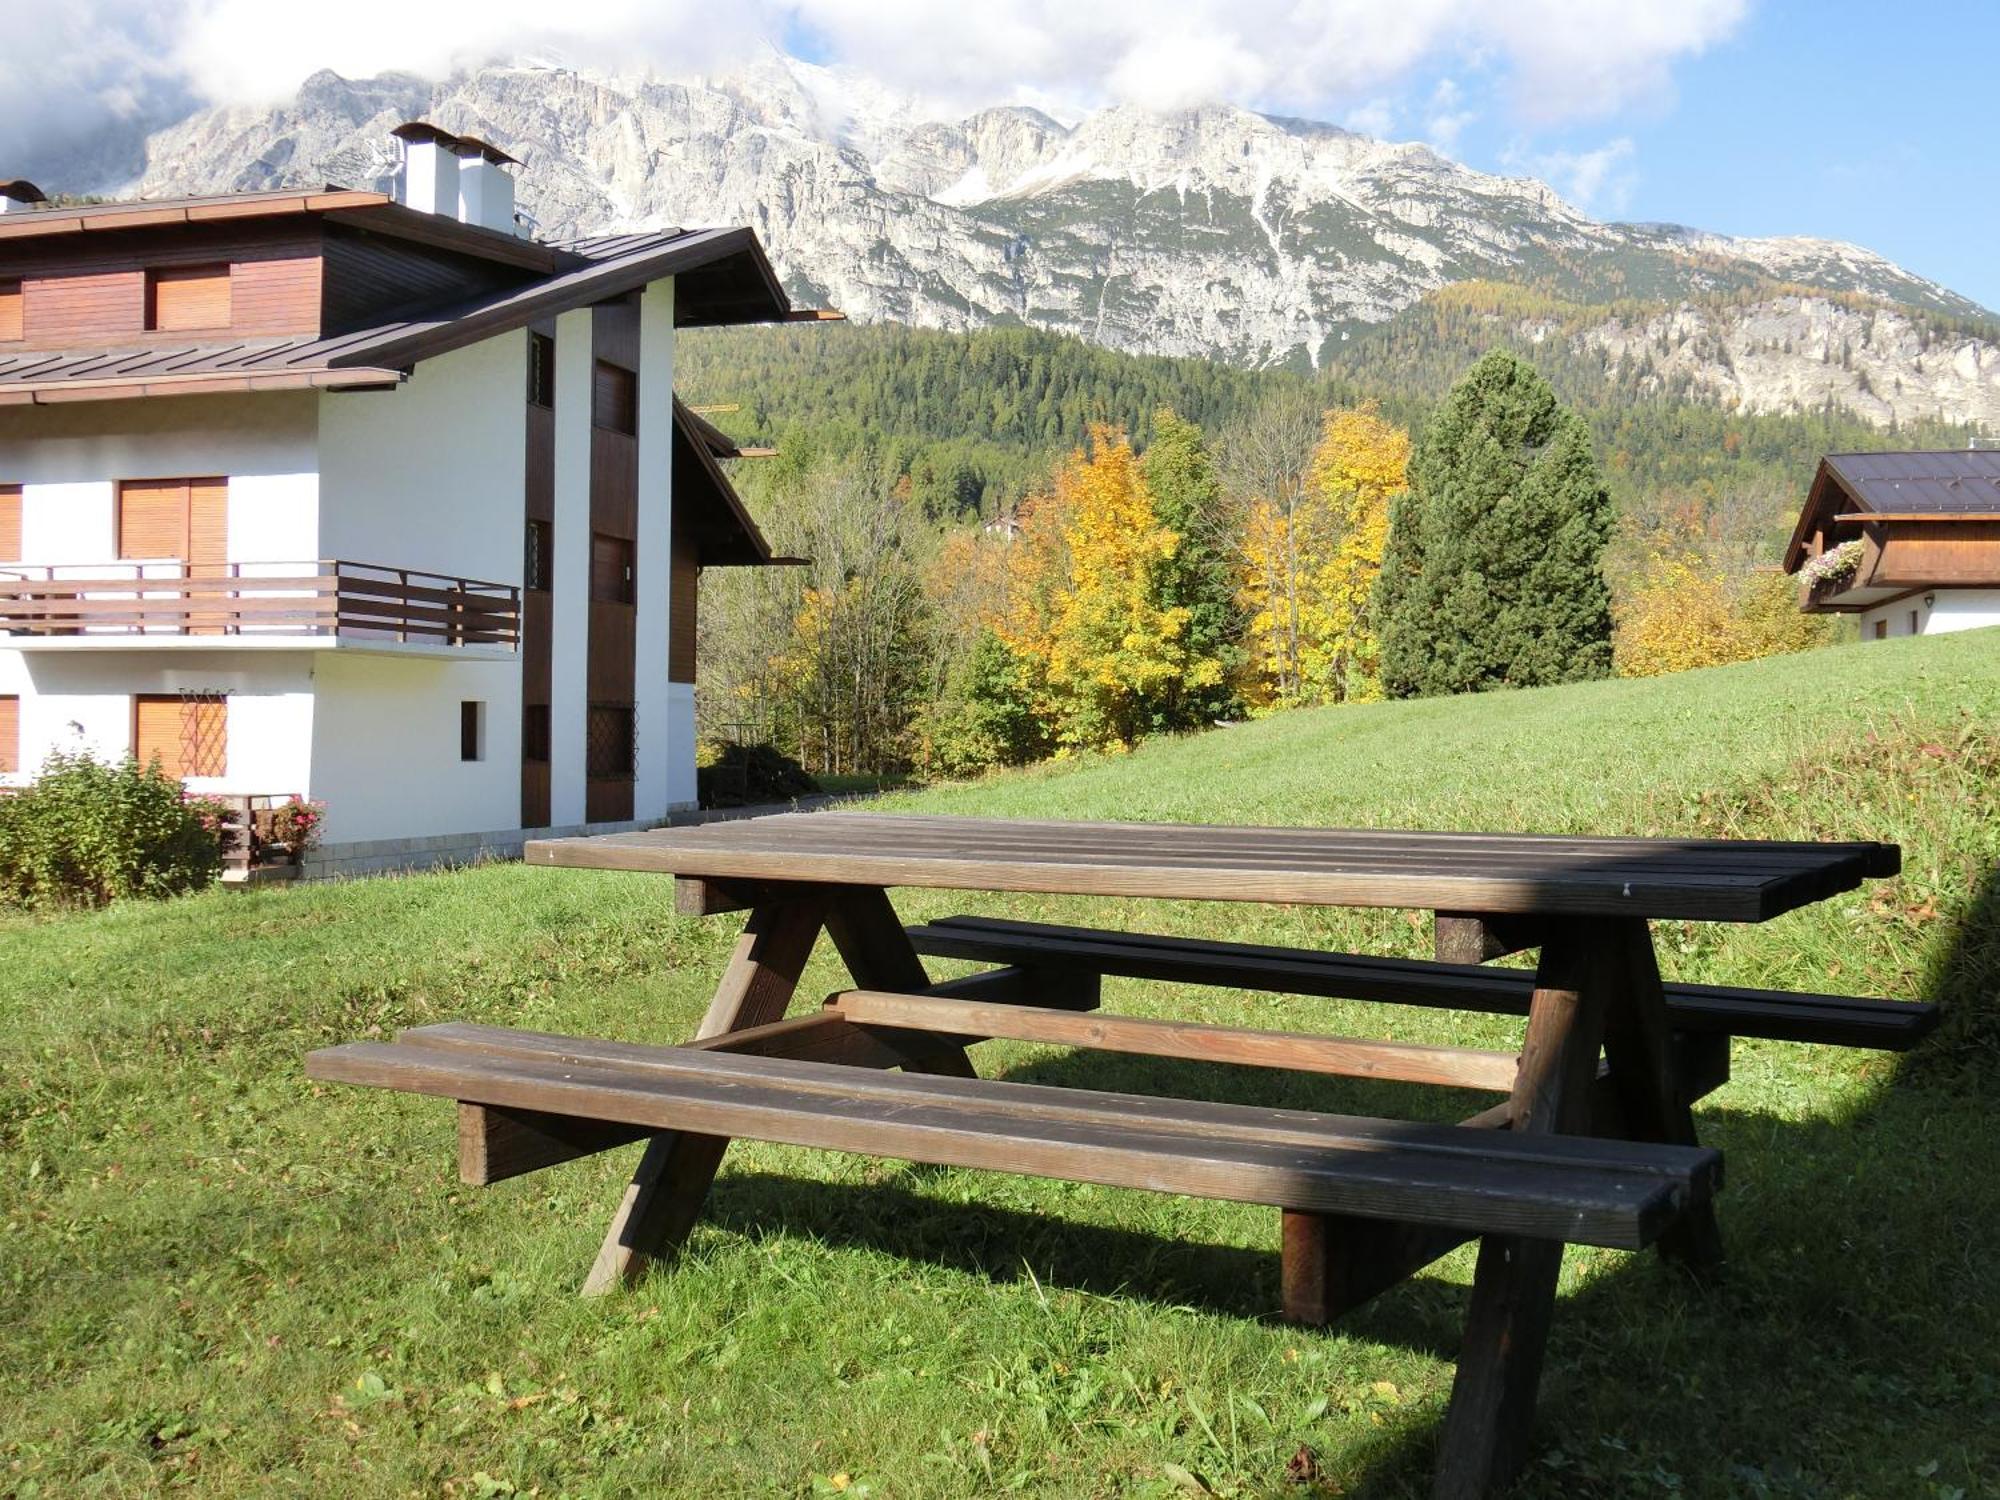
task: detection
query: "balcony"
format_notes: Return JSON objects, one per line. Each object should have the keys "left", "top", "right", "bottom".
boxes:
{"left": 0, "top": 560, "right": 519, "bottom": 655}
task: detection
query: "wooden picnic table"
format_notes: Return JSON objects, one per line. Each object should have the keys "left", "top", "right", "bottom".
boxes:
{"left": 313, "top": 812, "right": 1923, "bottom": 1499}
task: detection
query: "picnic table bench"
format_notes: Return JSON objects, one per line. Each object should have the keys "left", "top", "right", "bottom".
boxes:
{"left": 308, "top": 813, "right": 1930, "bottom": 1499}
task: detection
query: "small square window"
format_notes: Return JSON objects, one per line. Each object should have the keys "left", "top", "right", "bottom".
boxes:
{"left": 460, "top": 700, "right": 485, "bottom": 762}
{"left": 525, "top": 519, "right": 552, "bottom": 591}
{"left": 527, "top": 332, "right": 555, "bottom": 408}
{"left": 586, "top": 704, "right": 634, "bottom": 779}
{"left": 146, "top": 264, "right": 231, "bottom": 332}
{"left": 590, "top": 533, "right": 634, "bottom": 604}
{"left": 592, "top": 360, "right": 636, "bottom": 434}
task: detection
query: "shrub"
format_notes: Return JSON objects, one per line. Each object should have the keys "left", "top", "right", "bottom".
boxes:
{"left": 0, "top": 753, "right": 222, "bottom": 910}
{"left": 697, "top": 743, "right": 821, "bottom": 809}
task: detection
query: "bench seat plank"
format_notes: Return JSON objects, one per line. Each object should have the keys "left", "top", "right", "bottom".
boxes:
{"left": 307, "top": 1024, "right": 1718, "bottom": 1251}
{"left": 907, "top": 916, "right": 1937, "bottom": 1050}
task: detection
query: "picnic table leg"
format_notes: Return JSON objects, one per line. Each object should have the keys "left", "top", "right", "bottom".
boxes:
{"left": 1598, "top": 917, "right": 1726, "bottom": 1278}
{"left": 1433, "top": 917, "right": 1613, "bottom": 1500}
{"left": 824, "top": 887, "right": 979, "bottom": 1079}
{"left": 582, "top": 889, "right": 832, "bottom": 1296}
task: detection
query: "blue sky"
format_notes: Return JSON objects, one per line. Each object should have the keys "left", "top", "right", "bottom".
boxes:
{"left": 1383, "top": 1, "right": 2000, "bottom": 310}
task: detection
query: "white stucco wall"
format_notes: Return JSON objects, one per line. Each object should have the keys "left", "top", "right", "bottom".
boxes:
{"left": 0, "top": 393, "right": 319, "bottom": 569}
{"left": 316, "top": 337, "right": 526, "bottom": 584}
{"left": 665, "top": 680, "right": 698, "bottom": 809}
{"left": 633, "top": 279, "right": 676, "bottom": 821}
{"left": 3, "top": 651, "right": 314, "bottom": 794}
{"left": 1861, "top": 590, "right": 2000, "bottom": 639}
{"left": 306, "top": 652, "right": 521, "bottom": 844}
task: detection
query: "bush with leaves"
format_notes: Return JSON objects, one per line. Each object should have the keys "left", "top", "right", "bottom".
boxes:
{"left": 0, "top": 753, "right": 222, "bottom": 909}
{"left": 697, "top": 743, "right": 821, "bottom": 809}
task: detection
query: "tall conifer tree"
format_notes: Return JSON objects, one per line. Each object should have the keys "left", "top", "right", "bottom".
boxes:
{"left": 1142, "top": 409, "right": 1244, "bottom": 727}
{"left": 1377, "top": 351, "right": 1614, "bottom": 697}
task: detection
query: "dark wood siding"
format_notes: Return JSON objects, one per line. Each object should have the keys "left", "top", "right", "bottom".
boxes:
{"left": 319, "top": 224, "right": 530, "bottom": 337}
{"left": 520, "top": 324, "right": 555, "bottom": 828}
{"left": 584, "top": 301, "right": 639, "bottom": 823}
{"left": 4, "top": 222, "right": 322, "bottom": 349}
{"left": 670, "top": 524, "right": 698, "bottom": 685}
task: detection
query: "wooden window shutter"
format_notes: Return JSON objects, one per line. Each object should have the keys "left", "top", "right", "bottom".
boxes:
{"left": 118, "top": 480, "right": 188, "bottom": 559}
{"left": 669, "top": 530, "right": 698, "bottom": 684}
{"left": 0, "top": 485, "right": 20, "bottom": 560}
{"left": 590, "top": 532, "right": 634, "bottom": 603}
{"left": 0, "top": 696, "right": 18, "bottom": 775}
{"left": 187, "top": 480, "right": 228, "bottom": 568}
{"left": 0, "top": 281, "right": 20, "bottom": 342}
{"left": 592, "top": 361, "right": 636, "bottom": 434}
{"left": 147, "top": 264, "right": 232, "bottom": 332}
{"left": 133, "top": 695, "right": 183, "bottom": 775}
{"left": 134, "top": 693, "right": 226, "bottom": 778}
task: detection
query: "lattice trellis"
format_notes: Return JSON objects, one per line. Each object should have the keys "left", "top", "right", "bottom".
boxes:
{"left": 585, "top": 704, "right": 635, "bottom": 780}
{"left": 180, "top": 690, "right": 228, "bottom": 778}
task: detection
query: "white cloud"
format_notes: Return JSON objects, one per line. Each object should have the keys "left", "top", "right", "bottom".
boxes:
{"left": 1342, "top": 99, "right": 1397, "bottom": 139}
{"left": 1510, "top": 136, "right": 1639, "bottom": 212}
{"left": 2, "top": 0, "right": 1748, "bottom": 170}
{"left": 1424, "top": 77, "right": 1476, "bottom": 155}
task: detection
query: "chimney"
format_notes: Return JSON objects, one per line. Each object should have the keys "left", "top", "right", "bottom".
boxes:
{"left": 0, "top": 180, "right": 48, "bottom": 215}
{"left": 390, "top": 122, "right": 522, "bottom": 236}
{"left": 453, "top": 136, "right": 519, "bottom": 236}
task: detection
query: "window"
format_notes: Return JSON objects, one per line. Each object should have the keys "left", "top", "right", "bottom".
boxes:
{"left": 1908, "top": 609, "right": 1920, "bottom": 637}
{"left": 585, "top": 704, "right": 634, "bottom": 779}
{"left": 0, "top": 280, "right": 20, "bottom": 342}
{"left": 524, "top": 518, "right": 552, "bottom": 591}
{"left": 592, "top": 360, "right": 636, "bottom": 434}
{"left": 522, "top": 703, "right": 550, "bottom": 763}
{"left": 590, "top": 533, "right": 634, "bottom": 603}
{"left": 460, "top": 700, "right": 485, "bottom": 762}
{"left": 116, "top": 478, "right": 226, "bottom": 562}
{"left": 0, "top": 695, "right": 17, "bottom": 775}
{"left": 0, "top": 484, "right": 19, "bottom": 561}
{"left": 1874, "top": 620, "right": 1888, "bottom": 640}
{"left": 145, "top": 264, "right": 232, "bottom": 332}
{"left": 527, "top": 332, "right": 556, "bottom": 408}
{"left": 134, "top": 693, "right": 226, "bottom": 779}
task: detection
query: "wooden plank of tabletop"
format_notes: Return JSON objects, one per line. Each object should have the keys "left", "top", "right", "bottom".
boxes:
{"left": 525, "top": 815, "right": 1894, "bottom": 923}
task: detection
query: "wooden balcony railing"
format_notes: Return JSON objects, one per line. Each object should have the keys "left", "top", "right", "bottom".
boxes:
{"left": 0, "top": 560, "right": 519, "bottom": 648}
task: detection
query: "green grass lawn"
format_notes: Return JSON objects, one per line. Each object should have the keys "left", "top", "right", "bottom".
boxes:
{"left": 4, "top": 629, "right": 1998, "bottom": 1498}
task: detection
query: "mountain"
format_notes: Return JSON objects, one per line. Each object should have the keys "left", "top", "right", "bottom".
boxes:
{"left": 105, "top": 53, "right": 2000, "bottom": 427}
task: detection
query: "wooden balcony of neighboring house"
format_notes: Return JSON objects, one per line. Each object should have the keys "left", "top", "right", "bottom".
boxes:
{"left": 0, "top": 560, "right": 520, "bottom": 656}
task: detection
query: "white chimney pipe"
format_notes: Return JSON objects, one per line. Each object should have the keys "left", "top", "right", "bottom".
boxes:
{"left": 392, "top": 125, "right": 458, "bottom": 217}
{"left": 455, "top": 143, "right": 518, "bottom": 236}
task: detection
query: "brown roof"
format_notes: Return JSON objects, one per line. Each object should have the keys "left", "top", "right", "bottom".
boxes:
{"left": 1784, "top": 450, "right": 2000, "bottom": 570}
{"left": 0, "top": 224, "right": 790, "bottom": 405}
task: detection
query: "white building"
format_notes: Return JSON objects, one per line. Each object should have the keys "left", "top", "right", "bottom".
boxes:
{"left": 0, "top": 128, "right": 808, "bottom": 876}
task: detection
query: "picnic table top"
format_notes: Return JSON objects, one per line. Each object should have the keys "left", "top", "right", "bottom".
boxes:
{"left": 526, "top": 813, "right": 1900, "bottom": 922}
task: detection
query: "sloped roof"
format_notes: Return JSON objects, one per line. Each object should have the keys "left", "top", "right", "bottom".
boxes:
{"left": 1784, "top": 450, "right": 2000, "bottom": 570}
{"left": 0, "top": 226, "right": 788, "bottom": 405}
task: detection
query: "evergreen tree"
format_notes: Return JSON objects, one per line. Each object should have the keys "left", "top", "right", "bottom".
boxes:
{"left": 1141, "top": 408, "right": 1245, "bottom": 727}
{"left": 1377, "top": 351, "right": 1615, "bottom": 697}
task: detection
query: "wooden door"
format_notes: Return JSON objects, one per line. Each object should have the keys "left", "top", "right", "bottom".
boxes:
{"left": 187, "top": 480, "right": 228, "bottom": 634}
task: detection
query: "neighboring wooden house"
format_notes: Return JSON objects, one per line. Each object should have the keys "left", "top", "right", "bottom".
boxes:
{"left": 0, "top": 126, "right": 817, "bottom": 876}
{"left": 1783, "top": 450, "right": 2000, "bottom": 639}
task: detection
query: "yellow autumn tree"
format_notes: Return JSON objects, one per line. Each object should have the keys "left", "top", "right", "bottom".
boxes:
{"left": 1614, "top": 554, "right": 1840, "bottom": 678}
{"left": 998, "top": 426, "right": 1217, "bottom": 752}
{"left": 1238, "top": 401, "right": 1408, "bottom": 709}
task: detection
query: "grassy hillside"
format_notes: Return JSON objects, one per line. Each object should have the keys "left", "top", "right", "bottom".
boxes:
{"left": 2, "top": 631, "right": 1997, "bottom": 1497}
